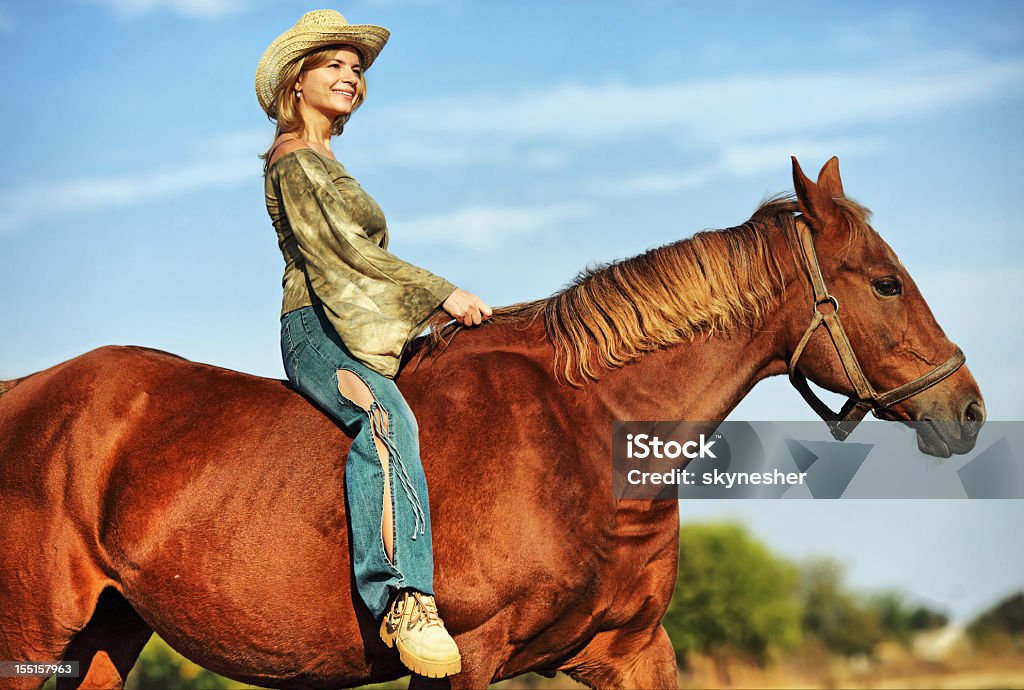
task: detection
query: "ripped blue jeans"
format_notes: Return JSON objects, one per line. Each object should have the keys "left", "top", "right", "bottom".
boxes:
{"left": 280, "top": 303, "right": 434, "bottom": 619}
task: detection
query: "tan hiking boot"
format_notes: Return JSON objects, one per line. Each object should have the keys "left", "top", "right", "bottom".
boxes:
{"left": 379, "top": 590, "right": 461, "bottom": 678}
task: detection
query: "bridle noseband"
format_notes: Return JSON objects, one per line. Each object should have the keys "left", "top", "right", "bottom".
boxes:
{"left": 787, "top": 218, "right": 966, "bottom": 441}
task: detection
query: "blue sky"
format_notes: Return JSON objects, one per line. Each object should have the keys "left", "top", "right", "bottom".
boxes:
{"left": 1, "top": 1, "right": 1022, "bottom": 622}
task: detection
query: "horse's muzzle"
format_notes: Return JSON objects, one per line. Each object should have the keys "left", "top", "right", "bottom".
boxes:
{"left": 911, "top": 398, "right": 986, "bottom": 458}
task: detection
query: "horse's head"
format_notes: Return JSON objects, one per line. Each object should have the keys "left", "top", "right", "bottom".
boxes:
{"left": 786, "top": 156, "right": 984, "bottom": 457}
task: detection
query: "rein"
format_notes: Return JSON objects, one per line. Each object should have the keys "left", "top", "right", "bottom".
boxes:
{"left": 787, "top": 218, "right": 966, "bottom": 441}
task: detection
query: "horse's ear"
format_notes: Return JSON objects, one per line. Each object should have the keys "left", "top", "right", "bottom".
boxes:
{"left": 792, "top": 156, "right": 842, "bottom": 233}
{"left": 817, "top": 156, "right": 845, "bottom": 198}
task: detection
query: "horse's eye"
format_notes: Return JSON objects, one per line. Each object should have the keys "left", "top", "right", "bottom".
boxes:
{"left": 873, "top": 277, "right": 901, "bottom": 297}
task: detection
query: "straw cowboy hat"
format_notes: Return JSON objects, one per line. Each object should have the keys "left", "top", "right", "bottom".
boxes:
{"left": 255, "top": 9, "right": 390, "bottom": 117}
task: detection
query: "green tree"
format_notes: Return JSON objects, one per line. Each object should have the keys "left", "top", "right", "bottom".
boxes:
{"left": 798, "top": 559, "right": 882, "bottom": 657}
{"left": 664, "top": 522, "right": 802, "bottom": 670}
{"left": 907, "top": 604, "right": 949, "bottom": 632}
{"left": 125, "top": 635, "right": 239, "bottom": 690}
{"left": 968, "top": 591, "right": 1024, "bottom": 641}
{"left": 865, "top": 591, "right": 949, "bottom": 647}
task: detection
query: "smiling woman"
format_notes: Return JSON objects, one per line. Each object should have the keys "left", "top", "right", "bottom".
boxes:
{"left": 254, "top": 8, "right": 493, "bottom": 681}
{"left": 257, "top": 44, "right": 368, "bottom": 171}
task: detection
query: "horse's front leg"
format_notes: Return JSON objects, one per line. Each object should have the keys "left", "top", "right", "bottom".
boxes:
{"left": 560, "top": 624, "right": 677, "bottom": 690}
{"left": 405, "top": 622, "right": 503, "bottom": 690}
{"left": 405, "top": 653, "right": 499, "bottom": 690}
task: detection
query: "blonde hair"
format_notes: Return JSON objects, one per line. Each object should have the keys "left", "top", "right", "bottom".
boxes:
{"left": 260, "top": 44, "right": 368, "bottom": 172}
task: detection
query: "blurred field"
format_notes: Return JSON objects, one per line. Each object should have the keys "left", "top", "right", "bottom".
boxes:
{"left": 38, "top": 633, "right": 1024, "bottom": 689}
{"left": 69, "top": 647, "right": 1024, "bottom": 689}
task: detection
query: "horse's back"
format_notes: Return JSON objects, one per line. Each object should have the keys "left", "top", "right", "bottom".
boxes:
{"left": 0, "top": 345, "right": 402, "bottom": 684}
{"left": 0, "top": 344, "right": 342, "bottom": 555}
{"left": 0, "top": 343, "right": 331, "bottom": 478}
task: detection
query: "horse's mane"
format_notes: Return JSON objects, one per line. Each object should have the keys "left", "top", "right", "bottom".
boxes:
{"left": 419, "top": 193, "right": 871, "bottom": 386}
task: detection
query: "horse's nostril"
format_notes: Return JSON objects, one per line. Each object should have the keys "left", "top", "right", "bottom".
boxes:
{"left": 961, "top": 401, "right": 986, "bottom": 443}
{"left": 964, "top": 400, "right": 985, "bottom": 424}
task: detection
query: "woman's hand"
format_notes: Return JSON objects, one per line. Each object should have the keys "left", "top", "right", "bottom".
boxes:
{"left": 443, "top": 288, "right": 493, "bottom": 327}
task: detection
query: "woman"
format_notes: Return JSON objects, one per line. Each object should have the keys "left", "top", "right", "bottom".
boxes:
{"left": 255, "top": 9, "right": 491, "bottom": 679}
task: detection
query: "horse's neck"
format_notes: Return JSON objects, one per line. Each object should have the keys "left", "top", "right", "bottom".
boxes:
{"left": 408, "top": 225, "right": 808, "bottom": 423}
{"left": 409, "top": 303, "right": 795, "bottom": 425}
{"left": 588, "top": 322, "right": 791, "bottom": 422}
{"left": 588, "top": 226, "right": 808, "bottom": 423}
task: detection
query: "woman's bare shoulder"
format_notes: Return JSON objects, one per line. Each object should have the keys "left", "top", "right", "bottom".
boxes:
{"left": 268, "top": 136, "right": 313, "bottom": 169}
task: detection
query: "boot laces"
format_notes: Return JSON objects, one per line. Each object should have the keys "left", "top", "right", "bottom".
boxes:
{"left": 408, "top": 592, "right": 444, "bottom": 630}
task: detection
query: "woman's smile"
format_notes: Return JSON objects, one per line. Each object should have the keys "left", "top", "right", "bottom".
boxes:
{"left": 297, "top": 46, "right": 363, "bottom": 118}
{"left": 331, "top": 87, "right": 355, "bottom": 101}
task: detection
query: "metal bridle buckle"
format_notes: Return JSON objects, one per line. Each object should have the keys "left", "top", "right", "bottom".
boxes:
{"left": 814, "top": 295, "right": 839, "bottom": 316}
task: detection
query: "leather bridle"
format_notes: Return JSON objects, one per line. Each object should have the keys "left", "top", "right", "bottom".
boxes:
{"left": 787, "top": 218, "right": 966, "bottom": 441}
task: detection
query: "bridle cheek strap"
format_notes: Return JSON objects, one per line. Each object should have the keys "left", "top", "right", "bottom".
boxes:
{"left": 786, "top": 219, "right": 966, "bottom": 441}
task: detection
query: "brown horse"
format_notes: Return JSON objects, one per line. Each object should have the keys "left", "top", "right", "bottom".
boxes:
{"left": 0, "top": 157, "right": 983, "bottom": 690}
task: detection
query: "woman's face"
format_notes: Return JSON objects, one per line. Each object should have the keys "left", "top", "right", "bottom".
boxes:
{"left": 295, "top": 47, "right": 363, "bottom": 120}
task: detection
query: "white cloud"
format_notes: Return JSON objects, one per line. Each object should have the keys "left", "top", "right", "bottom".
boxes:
{"left": 3, "top": 52, "right": 1019, "bottom": 233}
{"left": 595, "top": 136, "right": 884, "bottom": 198}
{"left": 0, "top": 128, "right": 278, "bottom": 233}
{"left": 0, "top": 156, "right": 255, "bottom": 233}
{"left": 356, "top": 53, "right": 1023, "bottom": 163}
{"left": 0, "top": 136, "right": 590, "bottom": 246}
{"left": 393, "top": 203, "right": 593, "bottom": 249}
{"left": 81, "top": 0, "right": 243, "bottom": 18}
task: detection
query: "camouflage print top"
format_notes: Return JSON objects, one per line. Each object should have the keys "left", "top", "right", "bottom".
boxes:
{"left": 265, "top": 148, "right": 456, "bottom": 378}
